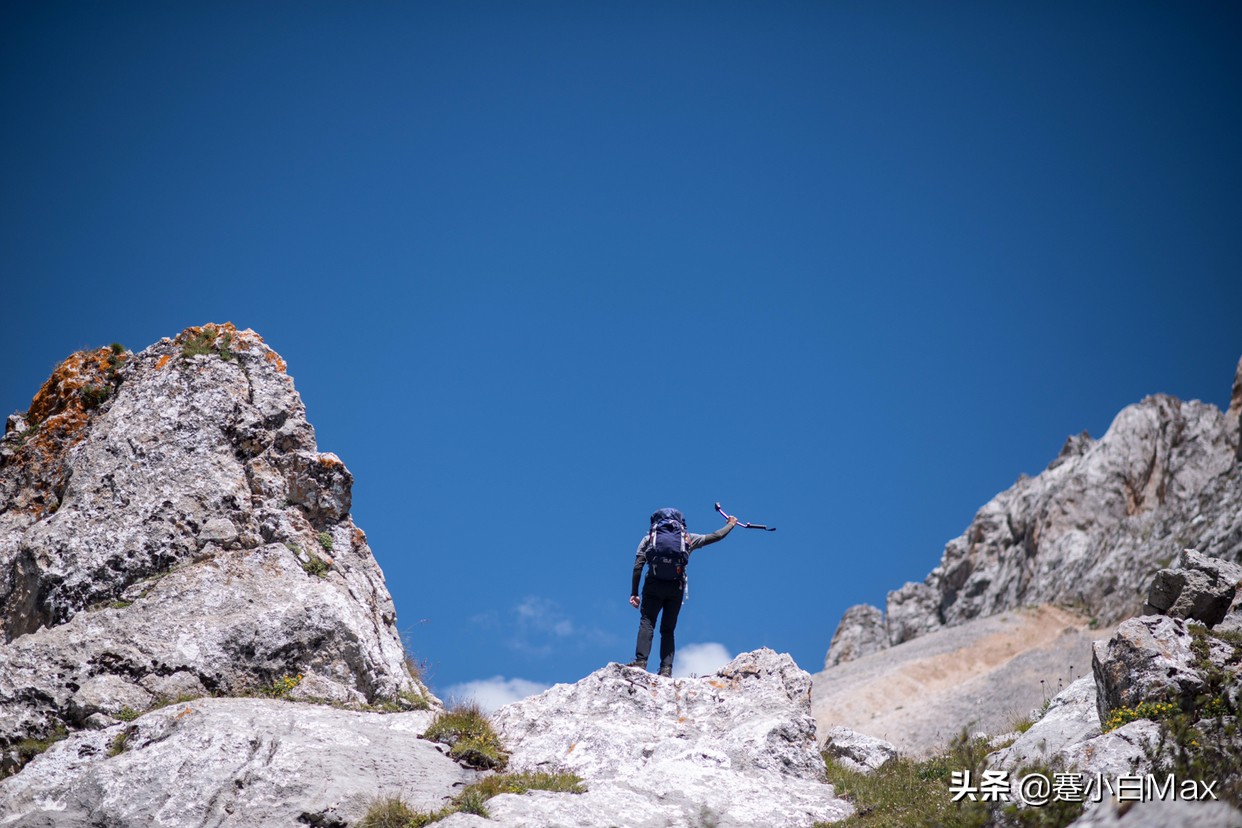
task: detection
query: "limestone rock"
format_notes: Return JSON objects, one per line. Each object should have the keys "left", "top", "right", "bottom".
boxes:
{"left": 821, "top": 725, "right": 897, "bottom": 774}
{"left": 0, "top": 326, "right": 429, "bottom": 771}
{"left": 828, "top": 359, "right": 1242, "bottom": 663}
{"left": 989, "top": 676, "right": 1100, "bottom": 771}
{"left": 0, "top": 697, "right": 471, "bottom": 827}
{"left": 1068, "top": 798, "right": 1242, "bottom": 828}
{"left": 825, "top": 603, "right": 888, "bottom": 667}
{"left": 886, "top": 582, "right": 942, "bottom": 646}
{"left": 1091, "top": 616, "right": 1228, "bottom": 723}
{"left": 1146, "top": 548, "right": 1242, "bottom": 627}
{"left": 1057, "top": 719, "right": 1162, "bottom": 780}
{"left": 486, "top": 648, "right": 852, "bottom": 828}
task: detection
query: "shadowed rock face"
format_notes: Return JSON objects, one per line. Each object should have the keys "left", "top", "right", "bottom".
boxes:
{"left": 0, "top": 326, "right": 426, "bottom": 769}
{"left": 827, "top": 357, "right": 1242, "bottom": 662}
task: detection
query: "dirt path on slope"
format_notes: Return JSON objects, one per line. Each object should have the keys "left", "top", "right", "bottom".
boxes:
{"left": 811, "top": 605, "right": 1116, "bottom": 757}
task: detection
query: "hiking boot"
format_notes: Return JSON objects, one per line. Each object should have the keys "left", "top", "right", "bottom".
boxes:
{"left": 657, "top": 666, "right": 673, "bottom": 677}
{"left": 625, "top": 660, "right": 647, "bottom": 670}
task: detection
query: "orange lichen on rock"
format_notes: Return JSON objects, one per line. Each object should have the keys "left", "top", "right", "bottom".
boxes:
{"left": 317, "top": 454, "right": 343, "bottom": 468}
{"left": 10, "top": 348, "right": 120, "bottom": 518}
{"left": 27, "top": 349, "right": 110, "bottom": 424}
{"left": 156, "top": 354, "right": 172, "bottom": 370}
{"left": 352, "top": 527, "right": 367, "bottom": 548}
{"left": 264, "top": 350, "right": 287, "bottom": 373}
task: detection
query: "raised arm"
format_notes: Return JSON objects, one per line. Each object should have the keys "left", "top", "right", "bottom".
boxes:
{"left": 688, "top": 516, "right": 738, "bottom": 550}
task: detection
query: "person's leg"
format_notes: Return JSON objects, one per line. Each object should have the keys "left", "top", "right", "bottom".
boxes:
{"left": 632, "top": 584, "right": 661, "bottom": 668}
{"left": 657, "top": 584, "right": 683, "bottom": 675}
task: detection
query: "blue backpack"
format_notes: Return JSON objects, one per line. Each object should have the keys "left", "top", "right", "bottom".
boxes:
{"left": 647, "top": 508, "right": 688, "bottom": 582}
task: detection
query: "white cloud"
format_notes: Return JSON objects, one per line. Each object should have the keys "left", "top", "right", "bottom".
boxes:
{"left": 441, "top": 676, "right": 552, "bottom": 714}
{"left": 673, "top": 642, "right": 734, "bottom": 678}
{"left": 504, "top": 596, "right": 617, "bottom": 656}
{"left": 515, "top": 596, "right": 576, "bottom": 637}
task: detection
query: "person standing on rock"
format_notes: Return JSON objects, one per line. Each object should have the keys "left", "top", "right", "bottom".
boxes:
{"left": 627, "top": 508, "right": 737, "bottom": 677}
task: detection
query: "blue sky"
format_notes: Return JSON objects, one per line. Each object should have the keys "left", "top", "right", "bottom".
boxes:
{"left": 2, "top": 2, "right": 1240, "bottom": 709}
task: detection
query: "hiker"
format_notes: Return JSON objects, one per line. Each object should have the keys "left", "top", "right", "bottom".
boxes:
{"left": 627, "top": 508, "right": 737, "bottom": 677}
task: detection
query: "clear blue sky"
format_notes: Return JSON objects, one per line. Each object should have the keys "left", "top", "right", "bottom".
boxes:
{"left": 3, "top": 2, "right": 1240, "bottom": 706}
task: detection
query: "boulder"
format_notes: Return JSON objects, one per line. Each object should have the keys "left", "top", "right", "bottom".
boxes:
{"left": 486, "top": 648, "right": 852, "bottom": 828}
{"left": 1145, "top": 549, "right": 1242, "bottom": 627}
{"left": 989, "top": 676, "right": 1100, "bottom": 771}
{"left": 0, "top": 698, "right": 471, "bottom": 827}
{"left": 821, "top": 725, "right": 897, "bottom": 774}
{"left": 1091, "top": 616, "right": 1229, "bottom": 723}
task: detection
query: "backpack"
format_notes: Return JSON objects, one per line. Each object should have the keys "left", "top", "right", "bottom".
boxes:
{"left": 646, "top": 508, "right": 688, "bottom": 582}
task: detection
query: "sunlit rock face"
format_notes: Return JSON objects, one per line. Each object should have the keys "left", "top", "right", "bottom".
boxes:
{"left": 482, "top": 649, "right": 853, "bottom": 828}
{"left": 827, "top": 356, "right": 1242, "bottom": 662}
{"left": 0, "top": 325, "right": 428, "bottom": 775}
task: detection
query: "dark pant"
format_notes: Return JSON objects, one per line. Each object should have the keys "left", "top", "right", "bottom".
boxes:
{"left": 634, "top": 577, "right": 684, "bottom": 672}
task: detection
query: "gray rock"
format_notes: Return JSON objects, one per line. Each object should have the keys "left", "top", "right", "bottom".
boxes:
{"left": 989, "top": 676, "right": 1100, "bottom": 771}
{"left": 487, "top": 648, "right": 852, "bottom": 828}
{"left": 1145, "top": 549, "right": 1242, "bottom": 626}
{"left": 886, "top": 582, "right": 942, "bottom": 646}
{"left": 827, "top": 358, "right": 1242, "bottom": 662}
{"left": 0, "top": 697, "right": 471, "bottom": 827}
{"left": 821, "top": 725, "right": 897, "bottom": 774}
{"left": 1069, "top": 798, "right": 1242, "bottom": 828}
{"left": 825, "top": 603, "right": 888, "bottom": 667}
{"left": 66, "top": 675, "right": 153, "bottom": 726}
{"left": 1058, "top": 719, "right": 1162, "bottom": 780}
{"left": 196, "top": 517, "right": 239, "bottom": 547}
{"left": 0, "top": 326, "right": 429, "bottom": 764}
{"left": 1091, "top": 616, "right": 1228, "bottom": 723}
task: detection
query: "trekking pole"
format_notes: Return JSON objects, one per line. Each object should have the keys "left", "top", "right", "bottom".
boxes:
{"left": 714, "top": 502, "right": 776, "bottom": 531}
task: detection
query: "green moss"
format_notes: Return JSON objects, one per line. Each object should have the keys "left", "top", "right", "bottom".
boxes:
{"left": 2, "top": 724, "right": 70, "bottom": 779}
{"left": 317, "top": 531, "right": 334, "bottom": 552}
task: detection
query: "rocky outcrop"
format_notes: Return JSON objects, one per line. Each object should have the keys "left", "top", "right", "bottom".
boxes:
{"left": 1091, "top": 616, "right": 1229, "bottom": 724}
{"left": 482, "top": 649, "right": 851, "bottom": 828}
{"left": 989, "top": 593, "right": 1242, "bottom": 822}
{"left": 827, "top": 357, "right": 1242, "bottom": 662}
{"left": 0, "top": 326, "right": 430, "bottom": 775}
{"left": 824, "top": 604, "right": 887, "bottom": 666}
{"left": 0, "top": 699, "right": 473, "bottom": 827}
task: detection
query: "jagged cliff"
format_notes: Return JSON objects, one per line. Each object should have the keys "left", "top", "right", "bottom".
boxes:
{"left": 0, "top": 326, "right": 431, "bottom": 773}
{"left": 826, "top": 357, "right": 1242, "bottom": 666}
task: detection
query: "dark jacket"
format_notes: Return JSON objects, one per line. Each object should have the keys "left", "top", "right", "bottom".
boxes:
{"left": 630, "top": 522, "right": 735, "bottom": 596}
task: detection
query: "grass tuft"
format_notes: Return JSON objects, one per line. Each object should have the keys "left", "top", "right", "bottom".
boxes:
{"left": 358, "top": 772, "right": 585, "bottom": 827}
{"left": 424, "top": 701, "right": 509, "bottom": 770}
